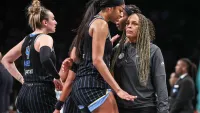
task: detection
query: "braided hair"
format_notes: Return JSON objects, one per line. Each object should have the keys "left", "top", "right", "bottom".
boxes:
{"left": 135, "top": 14, "right": 151, "bottom": 86}
{"left": 179, "top": 58, "right": 197, "bottom": 78}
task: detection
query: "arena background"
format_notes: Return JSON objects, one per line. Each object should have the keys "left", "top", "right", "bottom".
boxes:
{"left": 0, "top": 0, "right": 199, "bottom": 111}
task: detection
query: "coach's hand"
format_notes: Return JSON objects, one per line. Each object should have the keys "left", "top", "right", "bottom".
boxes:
{"left": 116, "top": 89, "right": 137, "bottom": 101}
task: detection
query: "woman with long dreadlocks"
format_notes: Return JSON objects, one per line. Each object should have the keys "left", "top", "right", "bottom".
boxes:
{"left": 54, "top": 4, "right": 142, "bottom": 113}
{"left": 54, "top": 0, "right": 138, "bottom": 113}
{"left": 113, "top": 13, "right": 169, "bottom": 113}
{"left": 110, "top": 5, "right": 155, "bottom": 74}
{"left": 110, "top": 4, "right": 141, "bottom": 74}
{"left": 170, "top": 58, "right": 196, "bottom": 113}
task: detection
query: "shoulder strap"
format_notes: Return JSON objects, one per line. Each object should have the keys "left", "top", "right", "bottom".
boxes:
{"left": 88, "top": 15, "right": 105, "bottom": 27}
{"left": 89, "top": 15, "right": 111, "bottom": 40}
{"left": 33, "top": 34, "right": 45, "bottom": 45}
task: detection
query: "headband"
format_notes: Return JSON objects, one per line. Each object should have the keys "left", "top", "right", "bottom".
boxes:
{"left": 101, "top": 0, "right": 125, "bottom": 8}
{"left": 124, "top": 6, "right": 134, "bottom": 16}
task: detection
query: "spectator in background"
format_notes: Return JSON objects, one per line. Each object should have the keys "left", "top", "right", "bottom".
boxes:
{"left": 196, "top": 62, "right": 200, "bottom": 113}
{"left": 0, "top": 52, "right": 13, "bottom": 113}
{"left": 170, "top": 58, "right": 196, "bottom": 113}
{"left": 169, "top": 72, "right": 178, "bottom": 109}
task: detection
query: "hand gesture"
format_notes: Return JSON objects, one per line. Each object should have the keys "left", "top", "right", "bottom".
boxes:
{"left": 111, "top": 34, "right": 120, "bottom": 45}
{"left": 61, "top": 58, "right": 73, "bottom": 72}
{"left": 116, "top": 89, "right": 137, "bottom": 101}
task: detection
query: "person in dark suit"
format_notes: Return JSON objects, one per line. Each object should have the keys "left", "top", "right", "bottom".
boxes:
{"left": 170, "top": 58, "right": 197, "bottom": 113}
{"left": 0, "top": 52, "right": 13, "bottom": 113}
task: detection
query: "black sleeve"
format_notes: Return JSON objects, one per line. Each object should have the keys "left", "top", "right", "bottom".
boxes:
{"left": 170, "top": 79, "right": 194, "bottom": 113}
{"left": 40, "top": 46, "right": 60, "bottom": 79}
{"left": 70, "top": 62, "right": 79, "bottom": 73}
{"left": 152, "top": 48, "right": 169, "bottom": 113}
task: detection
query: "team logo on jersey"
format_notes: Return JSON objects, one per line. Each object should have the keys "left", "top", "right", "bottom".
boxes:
{"left": 25, "top": 46, "right": 31, "bottom": 67}
{"left": 161, "top": 62, "right": 165, "bottom": 66}
{"left": 118, "top": 53, "right": 124, "bottom": 59}
{"left": 24, "top": 60, "right": 30, "bottom": 67}
{"left": 25, "top": 46, "right": 30, "bottom": 59}
{"left": 24, "top": 69, "right": 33, "bottom": 75}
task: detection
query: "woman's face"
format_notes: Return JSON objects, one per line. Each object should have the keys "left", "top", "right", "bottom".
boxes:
{"left": 175, "top": 60, "right": 186, "bottom": 75}
{"left": 43, "top": 11, "right": 57, "bottom": 33}
{"left": 116, "top": 10, "right": 128, "bottom": 31}
{"left": 125, "top": 14, "right": 139, "bottom": 42}
{"left": 109, "top": 4, "right": 125, "bottom": 23}
{"left": 175, "top": 61, "right": 181, "bottom": 75}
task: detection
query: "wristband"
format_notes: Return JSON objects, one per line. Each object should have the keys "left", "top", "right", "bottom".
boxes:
{"left": 70, "top": 62, "right": 78, "bottom": 73}
{"left": 55, "top": 100, "right": 64, "bottom": 110}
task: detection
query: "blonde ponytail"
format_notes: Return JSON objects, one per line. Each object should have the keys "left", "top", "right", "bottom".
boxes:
{"left": 27, "top": 0, "right": 49, "bottom": 31}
